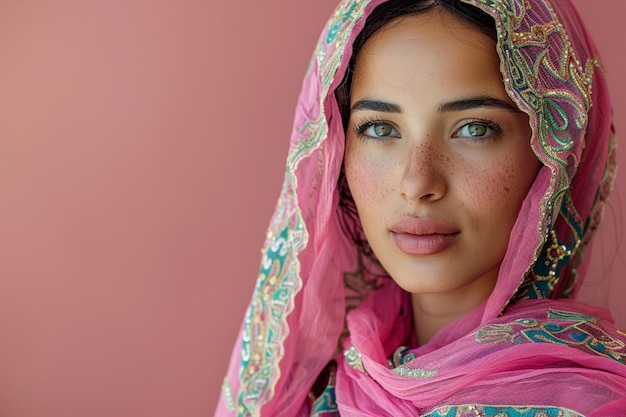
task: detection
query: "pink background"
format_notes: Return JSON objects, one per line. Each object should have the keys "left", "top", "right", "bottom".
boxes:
{"left": 0, "top": 1, "right": 623, "bottom": 416}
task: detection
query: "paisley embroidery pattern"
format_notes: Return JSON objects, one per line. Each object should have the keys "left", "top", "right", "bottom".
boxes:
{"left": 344, "top": 344, "right": 366, "bottom": 374}
{"left": 317, "top": 0, "right": 368, "bottom": 91}
{"left": 516, "top": 192, "right": 582, "bottom": 301}
{"left": 476, "top": 309, "right": 626, "bottom": 364}
{"left": 466, "top": 0, "right": 613, "bottom": 307}
{"left": 424, "top": 404, "right": 583, "bottom": 417}
{"left": 471, "top": 0, "right": 595, "bottom": 165}
{"left": 235, "top": 1, "right": 369, "bottom": 415}
{"left": 237, "top": 225, "right": 304, "bottom": 415}
{"left": 388, "top": 346, "right": 438, "bottom": 378}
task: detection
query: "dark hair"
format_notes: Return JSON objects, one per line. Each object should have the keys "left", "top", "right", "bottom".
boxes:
{"left": 336, "top": 0, "right": 498, "bottom": 261}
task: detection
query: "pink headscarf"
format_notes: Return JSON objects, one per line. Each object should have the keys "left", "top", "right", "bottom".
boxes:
{"left": 215, "top": 0, "right": 625, "bottom": 415}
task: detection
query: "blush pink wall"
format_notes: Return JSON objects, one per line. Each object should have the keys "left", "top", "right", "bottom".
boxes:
{"left": 0, "top": 1, "right": 623, "bottom": 416}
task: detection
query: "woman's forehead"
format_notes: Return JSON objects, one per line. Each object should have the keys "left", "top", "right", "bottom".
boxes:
{"left": 350, "top": 12, "right": 510, "bottom": 109}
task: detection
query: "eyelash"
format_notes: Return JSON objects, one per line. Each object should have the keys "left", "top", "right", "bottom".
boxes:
{"left": 352, "top": 117, "right": 504, "bottom": 142}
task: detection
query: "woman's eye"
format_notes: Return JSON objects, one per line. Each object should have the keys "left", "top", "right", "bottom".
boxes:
{"left": 454, "top": 121, "right": 502, "bottom": 140}
{"left": 358, "top": 122, "right": 399, "bottom": 139}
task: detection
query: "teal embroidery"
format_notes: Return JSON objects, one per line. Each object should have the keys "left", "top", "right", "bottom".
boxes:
{"left": 467, "top": 0, "right": 601, "bottom": 306}
{"left": 312, "top": 384, "right": 339, "bottom": 416}
{"left": 325, "top": 0, "right": 360, "bottom": 45}
{"left": 424, "top": 404, "right": 583, "bottom": 417}
{"left": 547, "top": 308, "right": 599, "bottom": 323}
{"left": 516, "top": 192, "right": 582, "bottom": 301}
{"left": 476, "top": 311, "right": 626, "bottom": 364}
{"left": 317, "top": 0, "right": 367, "bottom": 91}
{"left": 544, "top": 96, "right": 574, "bottom": 151}
{"left": 389, "top": 346, "right": 438, "bottom": 378}
{"left": 236, "top": 2, "right": 369, "bottom": 415}
{"left": 238, "top": 223, "right": 305, "bottom": 415}
{"left": 344, "top": 344, "right": 366, "bottom": 374}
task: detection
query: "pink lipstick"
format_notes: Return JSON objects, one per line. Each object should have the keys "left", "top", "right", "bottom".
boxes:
{"left": 390, "top": 217, "right": 459, "bottom": 256}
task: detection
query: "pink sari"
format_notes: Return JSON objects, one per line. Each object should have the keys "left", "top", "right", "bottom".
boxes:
{"left": 215, "top": 0, "right": 626, "bottom": 415}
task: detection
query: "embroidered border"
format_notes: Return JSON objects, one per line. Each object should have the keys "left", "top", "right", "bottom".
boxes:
{"left": 236, "top": 1, "right": 369, "bottom": 415}
{"left": 389, "top": 346, "right": 439, "bottom": 378}
{"left": 221, "top": 377, "right": 235, "bottom": 412}
{"left": 464, "top": 0, "right": 610, "bottom": 308}
{"left": 424, "top": 404, "right": 583, "bottom": 417}
{"left": 476, "top": 309, "right": 626, "bottom": 364}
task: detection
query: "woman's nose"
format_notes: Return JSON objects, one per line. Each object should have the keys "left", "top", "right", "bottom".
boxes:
{"left": 399, "top": 141, "right": 447, "bottom": 203}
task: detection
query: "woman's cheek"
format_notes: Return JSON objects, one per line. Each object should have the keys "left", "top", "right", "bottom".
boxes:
{"left": 474, "top": 159, "right": 536, "bottom": 221}
{"left": 345, "top": 152, "right": 389, "bottom": 208}
{"left": 456, "top": 161, "right": 515, "bottom": 215}
{"left": 345, "top": 160, "right": 370, "bottom": 207}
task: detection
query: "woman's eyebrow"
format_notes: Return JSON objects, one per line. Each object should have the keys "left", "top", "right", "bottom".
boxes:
{"left": 350, "top": 97, "right": 520, "bottom": 114}
{"left": 350, "top": 99, "right": 402, "bottom": 113}
{"left": 438, "top": 96, "right": 519, "bottom": 113}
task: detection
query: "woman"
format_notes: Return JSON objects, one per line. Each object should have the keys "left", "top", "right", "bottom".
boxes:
{"left": 216, "top": 0, "right": 626, "bottom": 415}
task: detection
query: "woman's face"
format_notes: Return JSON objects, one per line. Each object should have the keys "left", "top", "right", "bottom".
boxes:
{"left": 344, "top": 11, "right": 540, "bottom": 300}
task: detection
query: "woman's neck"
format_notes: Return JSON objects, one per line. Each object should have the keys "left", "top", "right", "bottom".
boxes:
{"left": 411, "top": 275, "right": 496, "bottom": 346}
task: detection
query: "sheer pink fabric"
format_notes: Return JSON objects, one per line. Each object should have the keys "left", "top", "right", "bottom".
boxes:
{"left": 215, "top": 0, "right": 625, "bottom": 416}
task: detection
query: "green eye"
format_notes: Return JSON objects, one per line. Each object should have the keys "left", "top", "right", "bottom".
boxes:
{"left": 373, "top": 123, "right": 395, "bottom": 136}
{"left": 357, "top": 121, "right": 400, "bottom": 140}
{"left": 455, "top": 120, "right": 503, "bottom": 141}
{"left": 467, "top": 123, "right": 487, "bottom": 136}
{"left": 458, "top": 122, "right": 488, "bottom": 137}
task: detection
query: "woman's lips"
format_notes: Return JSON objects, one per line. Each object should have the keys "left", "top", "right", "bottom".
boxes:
{"left": 391, "top": 217, "right": 459, "bottom": 256}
